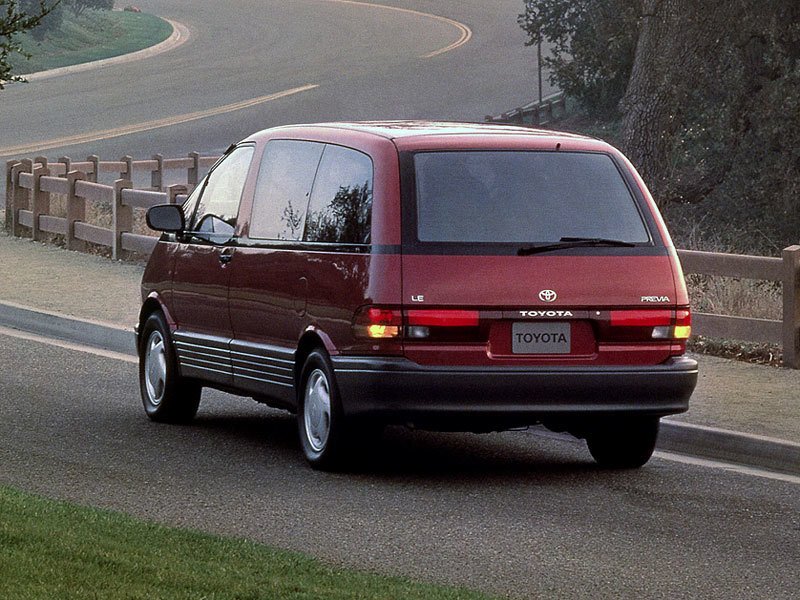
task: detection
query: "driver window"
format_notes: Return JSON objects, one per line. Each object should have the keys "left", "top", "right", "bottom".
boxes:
{"left": 189, "top": 145, "right": 255, "bottom": 235}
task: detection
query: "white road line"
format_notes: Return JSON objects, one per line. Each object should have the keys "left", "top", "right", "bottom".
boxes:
{"left": 0, "top": 84, "right": 319, "bottom": 157}
{"left": 0, "top": 325, "right": 137, "bottom": 364}
{"left": 316, "top": 0, "right": 473, "bottom": 58}
{"left": 654, "top": 450, "right": 800, "bottom": 485}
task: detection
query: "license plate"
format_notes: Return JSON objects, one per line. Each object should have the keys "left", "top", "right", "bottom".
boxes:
{"left": 512, "top": 322, "right": 571, "bottom": 354}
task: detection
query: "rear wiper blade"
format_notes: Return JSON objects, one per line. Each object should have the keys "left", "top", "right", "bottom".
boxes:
{"left": 517, "top": 237, "right": 637, "bottom": 256}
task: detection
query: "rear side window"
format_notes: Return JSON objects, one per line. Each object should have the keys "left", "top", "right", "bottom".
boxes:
{"left": 413, "top": 151, "right": 650, "bottom": 244}
{"left": 249, "top": 140, "right": 324, "bottom": 240}
{"left": 304, "top": 145, "right": 373, "bottom": 244}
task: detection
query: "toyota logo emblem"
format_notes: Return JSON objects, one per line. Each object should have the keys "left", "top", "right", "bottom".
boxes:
{"left": 538, "top": 289, "right": 557, "bottom": 303}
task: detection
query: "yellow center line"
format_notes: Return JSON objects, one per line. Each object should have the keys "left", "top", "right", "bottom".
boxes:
{"left": 0, "top": 84, "right": 319, "bottom": 157}
{"left": 316, "top": 0, "right": 472, "bottom": 58}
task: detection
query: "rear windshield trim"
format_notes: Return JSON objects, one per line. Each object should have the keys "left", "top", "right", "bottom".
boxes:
{"left": 399, "top": 149, "right": 663, "bottom": 254}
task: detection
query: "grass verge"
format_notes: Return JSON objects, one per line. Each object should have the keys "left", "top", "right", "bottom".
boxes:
{"left": 11, "top": 10, "right": 173, "bottom": 75}
{"left": 0, "top": 484, "right": 495, "bottom": 599}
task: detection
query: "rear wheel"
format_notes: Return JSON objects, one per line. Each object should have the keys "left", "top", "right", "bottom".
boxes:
{"left": 139, "top": 311, "right": 201, "bottom": 424}
{"left": 586, "top": 417, "right": 660, "bottom": 468}
{"left": 298, "top": 350, "right": 363, "bottom": 470}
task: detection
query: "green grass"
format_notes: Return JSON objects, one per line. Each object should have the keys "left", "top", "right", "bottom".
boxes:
{"left": 0, "top": 485, "right": 496, "bottom": 600}
{"left": 11, "top": 10, "right": 173, "bottom": 75}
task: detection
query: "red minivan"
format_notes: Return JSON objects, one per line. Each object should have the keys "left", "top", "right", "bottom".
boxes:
{"left": 138, "top": 122, "right": 697, "bottom": 470}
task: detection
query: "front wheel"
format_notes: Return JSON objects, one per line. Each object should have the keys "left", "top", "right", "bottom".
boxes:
{"left": 586, "top": 417, "right": 660, "bottom": 469}
{"left": 138, "top": 311, "right": 201, "bottom": 424}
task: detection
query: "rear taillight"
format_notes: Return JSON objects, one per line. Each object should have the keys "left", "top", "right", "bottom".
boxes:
{"left": 352, "top": 307, "right": 403, "bottom": 339}
{"left": 673, "top": 309, "right": 692, "bottom": 340}
{"left": 602, "top": 308, "right": 691, "bottom": 353}
{"left": 353, "top": 307, "right": 482, "bottom": 341}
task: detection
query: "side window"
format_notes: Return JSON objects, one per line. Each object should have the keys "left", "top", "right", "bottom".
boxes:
{"left": 304, "top": 145, "right": 373, "bottom": 244}
{"left": 189, "top": 145, "right": 255, "bottom": 233}
{"left": 249, "top": 140, "right": 325, "bottom": 240}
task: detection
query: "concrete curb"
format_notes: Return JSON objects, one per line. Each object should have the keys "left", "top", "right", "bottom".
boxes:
{"left": 1, "top": 299, "right": 798, "bottom": 475}
{"left": 19, "top": 18, "right": 190, "bottom": 83}
{"left": 659, "top": 420, "right": 800, "bottom": 476}
{"left": 0, "top": 301, "right": 135, "bottom": 357}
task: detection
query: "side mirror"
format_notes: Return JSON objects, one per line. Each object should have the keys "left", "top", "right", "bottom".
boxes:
{"left": 146, "top": 204, "right": 185, "bottom": 233}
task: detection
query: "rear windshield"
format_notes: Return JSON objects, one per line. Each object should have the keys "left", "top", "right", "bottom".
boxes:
{"left": 413, "top": 151, "right": 650, "bottom": 244}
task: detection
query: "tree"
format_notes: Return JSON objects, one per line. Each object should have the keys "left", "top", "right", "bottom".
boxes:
{"left": 520, "top": 0, "right": 800, "bottom": 248}
{"left": 619, "top": 0, "right": 800, "bottom": 207}
{"left": 20, "top": 0, "right": 62, "bottom": 40}
{"left": 518, "top": 0, "right": 639, "bottom": 117}
{"left": 1, "top": 0, "right": 59, "bottom": 87}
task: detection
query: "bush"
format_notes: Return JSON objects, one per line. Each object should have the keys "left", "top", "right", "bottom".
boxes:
{"left": 21, "top": 0, "right": 64, "bottom": 41}
{"left": 64, "top": 0, "right": 115, "bottom": 17}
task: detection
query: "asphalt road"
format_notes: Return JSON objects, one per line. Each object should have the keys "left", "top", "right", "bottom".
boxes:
{"left": 1, "top": 0, "right": 547, "bottom": 164}
{"left": 3, "top": 3, "right": 799, "bottom": 598}
{"left": 1, "top": 333, "right": 798, "bottom": 599}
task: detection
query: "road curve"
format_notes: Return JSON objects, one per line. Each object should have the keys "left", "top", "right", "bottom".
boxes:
{"left": 0, "top": 0, "right": 546, "bottom": 165}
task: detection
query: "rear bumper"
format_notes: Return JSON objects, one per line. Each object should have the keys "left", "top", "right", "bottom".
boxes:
{"left": 331, "top": 355, "right": 697, "bottom": 426}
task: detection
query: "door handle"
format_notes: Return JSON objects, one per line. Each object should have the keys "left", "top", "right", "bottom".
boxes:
{"left": 219, "top": 251, "right": 234, "bottom": 265}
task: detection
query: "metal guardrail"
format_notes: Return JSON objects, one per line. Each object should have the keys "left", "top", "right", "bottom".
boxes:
{"left": 485, "top": 92, "right": 567, "bottom": 126}
{"left": 5, "top": 156, "right": 800, "bottom": 367}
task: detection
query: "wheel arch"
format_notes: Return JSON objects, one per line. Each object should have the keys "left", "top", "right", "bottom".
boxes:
{"left": 137, "top": 293, "right": 175, "bottom": 352}
{"left": 294, "top": 327, "right": 336, "bottom": 393}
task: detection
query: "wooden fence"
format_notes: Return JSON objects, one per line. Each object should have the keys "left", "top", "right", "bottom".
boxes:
{"left": 5, "top": 154, "right": 219, "bottom": 259}
{"left": 677, "top": 248, "right": 800, "bottom": 368}
{"left": 4, "top": 155, "right": 800, "bottom": 368}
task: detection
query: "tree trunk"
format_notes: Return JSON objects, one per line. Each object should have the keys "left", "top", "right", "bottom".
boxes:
{"left": 619, "top": 0, "right": 693, "bottom": 202}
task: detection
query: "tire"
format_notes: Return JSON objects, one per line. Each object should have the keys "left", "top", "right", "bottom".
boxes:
{"left": 586, "top": 417, "right": 660, "bottom": 469}
{"left": 138, "top": 311, "right": 201, "bottom": 424}
{"left": 297, "top": 350, "right": 353, "bottom": 470}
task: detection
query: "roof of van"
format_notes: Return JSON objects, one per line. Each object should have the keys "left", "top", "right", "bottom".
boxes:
{"left": 264, "top": 121, "right": 595, "bottom": 142}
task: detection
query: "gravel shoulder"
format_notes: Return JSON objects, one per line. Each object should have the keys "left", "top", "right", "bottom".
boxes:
{"left": 0, "top": 232, "right": 142, "bottom": 326}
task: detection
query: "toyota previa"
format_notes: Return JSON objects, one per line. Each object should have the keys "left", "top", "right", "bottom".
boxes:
{"left": 137, "top": 121, "right": 697, "bottom": 469}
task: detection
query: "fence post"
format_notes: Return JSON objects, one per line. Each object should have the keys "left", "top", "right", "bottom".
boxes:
{"left": 66, "top": 170, "right": 87, "bottom": 252}
{"left": 167, "top": 184, "right": 188, "bottom": 205}
{"left": 188, "top": 151, "right": 200, "bottom": 186}
{"left": 112, "top": 179, "right": 133, "bottom": 260}
{"left": 5, "top": 160, "right": 19, "bottom": 230}
{"left": 151, "top": 154, "right": 164, "bottom": 191}
{"left": 58, "top": 156, "right": 72, "bottom": 176}
{"left": 87, "top": 155, "right": 100, "bottom": 183}
{"left": 120, "top": 155, "right": 133, "bottom": 181}
{"left": 11, "top": 161, "right": 30, "bottom": 237}
{"left": 31, "top": 164, "right": 50, "bottom": 242}
{"left": 782, "top": 245, "right": 800, "bottom": 368}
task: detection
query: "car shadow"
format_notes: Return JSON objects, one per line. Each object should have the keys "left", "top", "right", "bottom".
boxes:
{"left": 184, "top": 401, "right": 616, "bottom": 483}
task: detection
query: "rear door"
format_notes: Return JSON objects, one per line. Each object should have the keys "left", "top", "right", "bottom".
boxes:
{"left": 399, "top": 149, "right": 679, "bottom": 367}
{"left": 228, "top": 139, "right": 326, "bottom": 403}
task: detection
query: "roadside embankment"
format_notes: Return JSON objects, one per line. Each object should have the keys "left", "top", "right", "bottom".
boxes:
{"left": 11, "top": 9, "right": 174, "bottom": 76}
